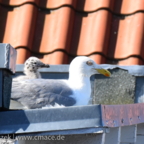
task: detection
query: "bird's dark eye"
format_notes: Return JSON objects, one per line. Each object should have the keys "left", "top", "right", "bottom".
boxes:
{"left": 34, "top": 62, "right": 37, "bottom": 64}
{"left": 86, "top": 60, "right": 93, "bottom": 66}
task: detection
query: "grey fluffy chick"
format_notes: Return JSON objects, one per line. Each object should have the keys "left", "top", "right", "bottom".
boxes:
{"left": 11, "top": 57, "right": 49, "bottom": 109}
{"left": 14, "top": 57, "right": 49, "bottom": 80}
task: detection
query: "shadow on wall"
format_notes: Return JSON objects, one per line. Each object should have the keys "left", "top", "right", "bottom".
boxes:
{"left": 0, "top": 110, "right": 30, "bottom": 134}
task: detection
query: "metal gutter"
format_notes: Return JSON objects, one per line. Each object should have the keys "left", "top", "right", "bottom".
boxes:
{"left": 0, "top": 105, "right": 102, "bottom": 135}
{"left": 1, "top": 103, "right": 144, "bottom": 136}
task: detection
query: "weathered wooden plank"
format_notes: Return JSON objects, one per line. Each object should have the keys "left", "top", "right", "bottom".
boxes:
{"left": 105, "top": 127, "right": 121, "bottom": 144}
{"left": 136, "top": 136, "right": 144, "bottom": 144}
{"left": 137, "top": 123, "right": 144, "bottom": 135}
{"left": 121, "top": 125, "right": 137, "bottom": 143}
{"left": 136, "top": 123, "right": 144, "bottom": 144}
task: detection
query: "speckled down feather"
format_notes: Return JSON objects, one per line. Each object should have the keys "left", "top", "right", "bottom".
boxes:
{"left": 14, "top": 57, "right": 49, "bottom": 80}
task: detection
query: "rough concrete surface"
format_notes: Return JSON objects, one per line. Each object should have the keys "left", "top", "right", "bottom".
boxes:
{"left": 93, "top": 68, "right": 136, "bottom": 105}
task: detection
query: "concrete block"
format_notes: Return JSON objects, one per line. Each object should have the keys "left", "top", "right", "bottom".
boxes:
{"left": 94, "top": 68, "right": 135, "bottom": 104}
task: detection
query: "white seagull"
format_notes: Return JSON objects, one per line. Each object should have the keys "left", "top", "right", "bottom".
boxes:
{"left": 11, "top": 56, "right": 111, "bottom": 109}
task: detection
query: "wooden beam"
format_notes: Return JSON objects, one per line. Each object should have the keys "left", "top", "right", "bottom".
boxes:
{"left": 121, "top": 125, "right": 137, "bottom": 144}
{"left": 136, "top": 123, "right": 144, "bottom": 144}
{"left": 105, "top": 127, "right": 121, "bottom": 144}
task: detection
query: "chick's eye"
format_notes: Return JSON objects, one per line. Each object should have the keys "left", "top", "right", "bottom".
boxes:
{"left": 86, "top": 61, "right": 93, "bottom": 66}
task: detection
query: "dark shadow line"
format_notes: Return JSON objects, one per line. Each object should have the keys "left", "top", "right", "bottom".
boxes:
{"left": 15, "top": 47, "right": 144, "bottom": 62}
{"left": 0, "top": 2, "right": 144, "bottom": 17}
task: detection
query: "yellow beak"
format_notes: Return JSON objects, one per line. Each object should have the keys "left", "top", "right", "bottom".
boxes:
{"left": 96, "top": 69, "right": 111, "bottom": 77}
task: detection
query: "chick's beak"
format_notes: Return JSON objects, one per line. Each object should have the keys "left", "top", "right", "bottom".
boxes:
{"left": 96, "top": 69, "right": 111, "bottom": 77}
{"left": 41, "top": 64, "right": 50, "bottom": 68}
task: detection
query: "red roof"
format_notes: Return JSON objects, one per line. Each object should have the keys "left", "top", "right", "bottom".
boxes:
{"left": 0, "top": 0, "right": 144, "bottom": 65}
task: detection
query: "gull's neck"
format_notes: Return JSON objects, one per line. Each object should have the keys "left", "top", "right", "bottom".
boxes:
{"left": 68, "top": 73, "right": 91, "bottom": 90}
{"left": 24, "top": 69, "right": 41, "bottom": 79}
{"left": 69, "top": 72, "right": 89, "bottom": 82}
{"left": 68, "top": 73, "right": 92, "bottom": 106}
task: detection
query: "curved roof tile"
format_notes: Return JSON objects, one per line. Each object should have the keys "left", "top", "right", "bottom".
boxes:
{"left": 2, "top": 4, "right": 37, "bottom": 48}
{"left": 0, "top": 0, "right": 39, "bottom": 6}
{"left": 0, "top": 0, "right": 144, "bottom": 13}
{"left": 0, "top": 0, "right": 144, "bottom": 65}
{"left": 108, "top": 13, "right": 144, "bottom": 59}
{"left": 32, "top": 7, "right": 74, "bottom": 53}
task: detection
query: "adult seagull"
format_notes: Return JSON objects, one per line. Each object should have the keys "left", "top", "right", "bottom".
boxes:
{"left": 11, "top": 56, "right": 111, "bottom": 109}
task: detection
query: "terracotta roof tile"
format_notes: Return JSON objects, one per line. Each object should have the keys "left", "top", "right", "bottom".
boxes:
{"left": 0, "top": 0, "right": 144, "bottom": 65}
{"left": 1, "top": 0, "right": 144, "bottom": 13}
{"left": 108, "top": 13, "right": 144, "bottom": 59}
{"left": 32, "top": 7, "right": 74, "bottom": 53}
{"left": 0, "top": 0, "right": 39, "bottom": 5}
{"left": 42, "top": 52, "right": 68, "bottom": 64}
{"left": 39, "top": 0, "right": 77, "bottom": 9}
{"left": 75, "top": 0, "right": 114, "bottom": 12}
{"left": 69, "top": 10, "right": 112, "bottom": 64}
{"left": 17, "top": 49, "right": 31, "bottom": 64}
{"left": 117, "top": 57, "right": 144, "bottom": 65}
{"left": 2, "top": 4, "right": 37, "bottom": 48}
{"left": 113, "top": 0, "right": 144, "bottom": 14}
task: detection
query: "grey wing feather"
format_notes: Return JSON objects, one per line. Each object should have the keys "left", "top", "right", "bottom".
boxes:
{"left": 11, "top": 79, "right": 76, "bottom": 109}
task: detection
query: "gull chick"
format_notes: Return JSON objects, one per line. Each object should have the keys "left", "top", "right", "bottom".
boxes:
{"left": 15, "top": 57, "right": 49, "bottom": 80}
{"left": 11, "top": 57, "right": 49, "bottom": 109}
